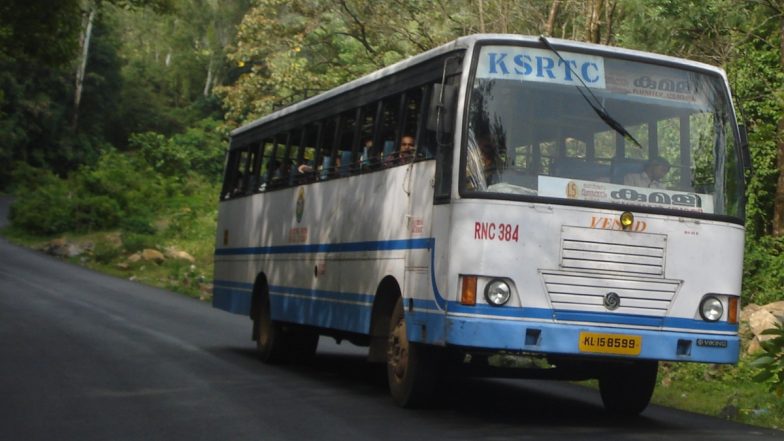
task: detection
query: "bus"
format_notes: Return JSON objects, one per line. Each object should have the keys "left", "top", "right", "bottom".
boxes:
{"left": 213, "top": 34, "right": 750, "bottom": 415}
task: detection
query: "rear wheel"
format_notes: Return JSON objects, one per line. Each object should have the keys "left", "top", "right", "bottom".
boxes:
{"left": 254, "top": 289, "right": 318, "bottom": 363}
{"left": 386, "top": 297, "right": 439, "bottom": 407}
{"left": 255, "top": 289, "right": 288, "bottom": 363}
{"left": 598, "top": 361, "right": 658, "bottom": 415}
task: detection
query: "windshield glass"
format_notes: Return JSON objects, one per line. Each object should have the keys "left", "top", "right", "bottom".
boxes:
{"left": 464, "top": 44, "right": 743, "bottom": 218}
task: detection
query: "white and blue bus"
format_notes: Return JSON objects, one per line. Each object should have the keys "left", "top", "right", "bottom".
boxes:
{"left": 213, "top": 34, "right": 750, "bottom": 414}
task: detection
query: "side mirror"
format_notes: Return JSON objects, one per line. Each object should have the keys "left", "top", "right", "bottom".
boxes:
{"left": 427, "top": 83, "right": 456, "bottom": 134}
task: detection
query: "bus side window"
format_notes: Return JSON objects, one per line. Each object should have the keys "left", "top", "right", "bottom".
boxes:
{"left": 268, "top": 133, "right": 288, "bottom": 189}
{"left": 399, "top": 87, "right": 424, "bottom": 163}
{"left": 379, "top": 96, "right": 401, "bottom": 165}
{"left": 258, "top": 137, "right": 276, "bottom": 191}
{"left": 286, "top": 129, "right": 301, "bottom": 186}
{"left": 360, "top": 102, "right": 379, "bottom": 170}
{"left": 295, "top": 124, "right": 319, "bottom": 183}
{"left": 431, "top": 75, "right": 459, "bottom": 201}
{"left": 228, "top": 147, "right": 253, "bottom": 198}
{"left": 338, "top": 109, "right": 358, "bottom": 176}
{"left": 246, "top": 143, "right": 262, "bottom": 194}
{"left": 320, "top": 117, "right": 338, "bottom": 180}
{"left": 221, "top": 148, "right": 243, "bottom": 199}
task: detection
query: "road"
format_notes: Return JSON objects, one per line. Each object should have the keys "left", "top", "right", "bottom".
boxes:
{"left": 0, "top": 197, "right": 781, "bottom": 440}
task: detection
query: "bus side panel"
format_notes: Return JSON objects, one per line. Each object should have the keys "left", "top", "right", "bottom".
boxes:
{"left": 404, "top": 161, "right": 449, "bottom": 345}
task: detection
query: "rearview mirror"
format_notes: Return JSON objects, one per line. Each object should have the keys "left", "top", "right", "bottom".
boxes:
{"left": 427, "top": 83, "right": 456, "bottom": 134}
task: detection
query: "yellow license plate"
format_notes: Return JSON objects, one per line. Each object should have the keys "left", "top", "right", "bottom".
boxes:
{"left": 578, "top": 332, "right": 641, "bottom": 356}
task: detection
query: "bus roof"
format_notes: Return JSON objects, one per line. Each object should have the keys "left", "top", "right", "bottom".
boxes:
{"left": 231, "top": 34, "right": 727, "bottom": 138}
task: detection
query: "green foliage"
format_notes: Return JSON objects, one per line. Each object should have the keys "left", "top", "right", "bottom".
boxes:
{"left": 743, "top": 236, "right": 784, "bottom": 305}
{"left": 751, "top": 324, "right": 784, "bottom": 398}
{"left": 93, "top": 240, "right": 123, "bottom": 264}
{"left": 122, "top": 232, "right": 158, "bottom": 253}
{"left": 9, "top": 148, "right": 171, "bottom": 234}
{"left": 8, "top": 170, "right": 75, "bottom": 235}
{"left": 73, "top": 195, "right": 121, "bottom": 231}
{"left": 119, "top": 215, "right": 156, "bottom": 234}
{"left": 654, "top": 358, "right": 784, "bottom": 428}
{"left": 130, "top": 118, "right": 227, "bottom": 181}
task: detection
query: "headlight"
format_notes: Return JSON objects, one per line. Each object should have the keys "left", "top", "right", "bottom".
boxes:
{"left": 699, "top": 296, "right": 723, "bottom": 321}
{"left": 484, "top": 279, "right": 511, "bottom": 306}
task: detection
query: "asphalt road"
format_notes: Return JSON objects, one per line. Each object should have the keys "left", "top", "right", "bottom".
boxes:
{"left": 0, "top": 197, "right": 781, "bottom": 440}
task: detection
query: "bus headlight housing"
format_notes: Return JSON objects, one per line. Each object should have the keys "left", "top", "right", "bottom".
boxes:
{"left": 699, "top": 296, "right": 723, "bottom": 322}
{"left": 485, "top": 279, "right": 511, "bottom": 306}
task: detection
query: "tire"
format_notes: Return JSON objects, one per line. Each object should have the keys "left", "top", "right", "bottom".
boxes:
{"left": 254, "top": 288, "right": 289, "bottom": 363}
{"left": 386, "top": 297, "right": 439, "bottom": 408}
{"left": 599, "top": 360, "right": 658, "bottom": 416}
{"left": 255, "top": 287, "right": 318, "bottom": 363}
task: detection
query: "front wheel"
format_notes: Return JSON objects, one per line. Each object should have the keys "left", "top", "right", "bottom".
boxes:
{"left": 386, "top": 297, "right": 440, "bottom": 408}
{"left": 598, "top": 361, "right": 658, "bottom": 415}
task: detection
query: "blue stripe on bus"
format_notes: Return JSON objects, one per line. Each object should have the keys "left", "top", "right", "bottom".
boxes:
{"left": 213, "top": 280, "right": 253, "bottom": 290}
{"left": 213, "top": 279, "right": 735, "bottom": 334}
{"left": 213, "top": 286, "right": 252, "bottom": 314}
{"left": 214, "top": 238, "right": 434, "bottom": 256}
{"left": 270, "top": 285, "right": 374, "bottom": 305}
{"left": 213, "top": 237, "right": 449, "bottom": 311}
{"left": 270, "top": 290, "right": 372, "bottom": 334}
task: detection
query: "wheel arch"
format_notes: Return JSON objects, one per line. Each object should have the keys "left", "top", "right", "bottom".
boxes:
{"left": 367, "top": 275, "right": 402, "bottom": 362}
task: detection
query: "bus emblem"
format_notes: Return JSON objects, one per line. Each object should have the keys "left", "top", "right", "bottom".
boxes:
{"left": 296, "top": 188, "right": 305, "bottom": 223}
{"left": 604, "top": 292, "right": 621, "bottom": 310}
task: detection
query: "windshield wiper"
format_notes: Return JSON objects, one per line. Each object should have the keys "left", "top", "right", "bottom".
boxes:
{"left": 538, "top": 36, "right": 643, "bottom": 149}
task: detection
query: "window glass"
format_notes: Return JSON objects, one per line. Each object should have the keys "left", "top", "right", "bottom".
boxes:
{"left": 378, "top": 96, "right": 401, "bottom": 163}
{"left": 337, "top": 110, "right": 358, "bottom": 175}
{"left": 359, "top": 103, "right": 379, "bottom": 169}
{"left": 463, "top": 44, "right": 743, "bottom": 218}
{"left": 320, "top": 117, "right": 338, "bottom": 179}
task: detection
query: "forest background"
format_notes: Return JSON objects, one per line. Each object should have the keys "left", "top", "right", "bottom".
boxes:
{"left": 2, "top": 0, "right": 784, "bottom": 429}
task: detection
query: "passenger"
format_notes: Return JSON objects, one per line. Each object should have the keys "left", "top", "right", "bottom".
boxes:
{"left": 360, "top": 137, "right": 376, "bottom": 167}
{"left": 386, "top": 135, "right": 418, "bottom": 165}
{"left": 465, "top": 133, "right": 502, "bottom": 190}
{"left": 624, "top": 156, "right": 670, "bottom": 189}
{"left": 263, "top": 159, "right": 283, "bottom": 182}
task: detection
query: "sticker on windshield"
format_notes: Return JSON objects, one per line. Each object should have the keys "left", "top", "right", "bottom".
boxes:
{"left": 538, "top": 176, "right": 714, "bottom": 214}
{"left": 476, "top": 46, "right": 606, "bottom": 89}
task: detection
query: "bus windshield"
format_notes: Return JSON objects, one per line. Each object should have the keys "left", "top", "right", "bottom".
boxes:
{"left": 464, "top": 44, "right": 743, "bottom": 218}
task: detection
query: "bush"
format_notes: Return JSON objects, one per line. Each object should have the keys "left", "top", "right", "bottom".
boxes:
{"left": 93, "top": 240, "right": 122, "bottom": 264}
{"left": 9, "top": 169, "right": 75, "bottom": 234}
{"left": 751, "top": 324, "right": 784, "bottom": 398}
{"left": 119, "top": 215, "right": 156, "bottom": 234}
{"left": 122, "top": 232, "right": 157, "bottom": 253}
{"left": 130, "top": 118, "right": 227, "bottom": 182}
{"left": 743, "top": 236, "right": 784, "bottom": 305}
{"left": 72, "top": 194, "right": 121, "bottom": 232}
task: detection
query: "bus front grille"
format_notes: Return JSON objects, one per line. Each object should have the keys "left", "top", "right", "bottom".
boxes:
{"left": 540, "top": 270, "right": 681, "bottom": 319}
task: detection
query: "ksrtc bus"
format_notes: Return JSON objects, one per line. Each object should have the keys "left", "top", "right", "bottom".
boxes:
{"left": 213, "top": 34, "right": 750, "bottom": 414}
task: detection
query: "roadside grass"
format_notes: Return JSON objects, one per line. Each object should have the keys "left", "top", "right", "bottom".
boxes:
{"left": 1, "top": 184, "right": 217, "bottom": 300}
{"left": 652, "top": 360, "right": 783, "bottom": 429}
{"left": 2, "top": 214, "right": 783, "bottom": 432}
